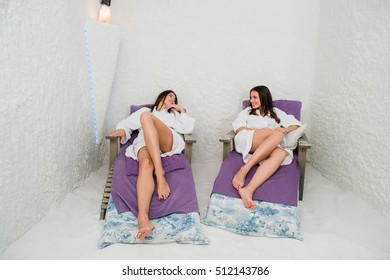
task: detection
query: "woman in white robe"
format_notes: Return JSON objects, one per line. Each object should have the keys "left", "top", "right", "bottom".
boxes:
{"left": 111, "top": 90, "right": 195, "bottom": 240}
{"left": 232, "top": 86, "right": 301, "bottom": 210}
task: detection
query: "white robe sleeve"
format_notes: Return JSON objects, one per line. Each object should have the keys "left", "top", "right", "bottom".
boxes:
{"left": 274, "top": 107, "right": 302, "bottom": 128}
{"left": 115, "top": 107, "right": 152, "bottom": 144}
{"left": 171, "top": 111, "right": 196, "bottom": 134}
{"left": 232, "top": 107, "right": 250, "bottom": 133}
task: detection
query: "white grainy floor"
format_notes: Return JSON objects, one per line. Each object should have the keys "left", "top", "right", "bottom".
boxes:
{"left": 1, "top": 162, "right": 390, "bottom": 260}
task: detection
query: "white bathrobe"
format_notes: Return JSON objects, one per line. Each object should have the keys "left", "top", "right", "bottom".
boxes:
{"left": 115, "top": 107, "right": 195, "bottom": 160}
{"left": 232, "top": 106, "right": 302, "bottom": 165}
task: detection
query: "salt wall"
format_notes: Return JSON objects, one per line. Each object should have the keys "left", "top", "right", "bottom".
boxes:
{"left": 0, "top": 0, "right": 120, "bottom": 251}
{"left": 310, "top": 0, "right": 390, "bottom": 214}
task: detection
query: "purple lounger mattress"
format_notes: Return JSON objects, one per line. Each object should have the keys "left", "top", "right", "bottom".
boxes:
{"left": 211, "top": 150, "right": 300, "bottom": 206}
{"left": 111, "top": 138, "right": 200, "bottom": 219}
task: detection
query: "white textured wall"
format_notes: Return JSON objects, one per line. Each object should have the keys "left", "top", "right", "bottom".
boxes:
{"left": 310, "top": 1, "right": 390, "bottom": 213}
{"left": 0, "top": 0, "right": 115, "bottom": 251}
{"left": 107, "top": 0, "right": 320, "bottom": 163}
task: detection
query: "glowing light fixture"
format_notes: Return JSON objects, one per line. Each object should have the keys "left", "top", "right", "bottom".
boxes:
{"left": 98, "top": 0, "right": 112, "bottom": 23}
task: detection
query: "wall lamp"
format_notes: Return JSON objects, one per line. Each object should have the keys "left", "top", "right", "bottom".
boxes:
{"left": 98, "top": 0, "right": 112, "bottom": 23}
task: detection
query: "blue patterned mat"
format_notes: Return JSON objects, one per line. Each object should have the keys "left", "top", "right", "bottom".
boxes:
{"left": 202, "top": 194, "right": 302, "bottom": 240}
{"left": 98, "top": 198, "right": 209, "bottom": 248}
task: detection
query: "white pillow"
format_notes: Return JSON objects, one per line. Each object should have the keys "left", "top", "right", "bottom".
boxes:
{"left": 281, "top": 124, "right": 307, "bottom": 150}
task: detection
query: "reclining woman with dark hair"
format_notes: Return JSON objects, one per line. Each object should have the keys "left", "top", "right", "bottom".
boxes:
{"left": 232, "top": 85, "right": 302, "bottom": 210}
{"left": 111, "top": 90, "right": 195, "bottom": 240}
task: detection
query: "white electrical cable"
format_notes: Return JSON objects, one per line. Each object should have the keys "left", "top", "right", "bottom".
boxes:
{"left": 83, "top": 24, "right": 99, "bottom": 145}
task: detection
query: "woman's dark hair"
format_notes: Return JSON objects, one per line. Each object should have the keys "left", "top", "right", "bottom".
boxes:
{"left": 249, "top": 85, "right": 280, "bottom": 123}
{"left": 153, "top": 90, "right": 178, "bottom": 111}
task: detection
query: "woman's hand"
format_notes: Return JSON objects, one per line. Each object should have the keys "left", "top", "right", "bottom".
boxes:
{"left": 111, "top": 129, "right": 126, "bottom": 143}
{"left": 168, "top": 104, "right": 185, "bottom": 113}
{"left": 275, "top": 127, "right": 287, "bottom": 134}
{"left": 275, "top": 125, "right": 299, "bottom": 134}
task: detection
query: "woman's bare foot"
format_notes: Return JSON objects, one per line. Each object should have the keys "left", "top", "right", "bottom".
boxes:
{"left": 232, "top": 167, "right": 247, "bottom": 190}
{"left": 156, "top": 175, "right": 170, "bottom": 200}
{"left": 238, "top": 186, "right": 256, "bottom": 210}
{"left": 137, "top": 218, "right": 155, "bottom": 240}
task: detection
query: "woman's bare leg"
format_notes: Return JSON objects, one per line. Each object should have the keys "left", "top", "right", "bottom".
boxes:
{"left": 136, "top": 147, "right": 155, "bottom": 240}
{"left": 232, "top": 129, "right": 284, "bottom": 189}
{"left": 140, "top": 111, "right": 173, "bottom": 200}
{"left": 238, "top": 147, "right": 287, "bottom": 209}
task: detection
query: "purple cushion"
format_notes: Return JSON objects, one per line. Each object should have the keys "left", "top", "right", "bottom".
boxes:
{"left": 130, "top": 104, "right": 154, "bottom": 115}
{"left": 242, "top": 99, "right": 302, "bottom": 121}
{"left": 111, "top": 141, "right": 199, "bottom": 218}
{"left": 212, "top": 151, "right": 300, "bottom": 206}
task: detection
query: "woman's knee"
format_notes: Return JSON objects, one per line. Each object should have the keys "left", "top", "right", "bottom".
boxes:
{"left": 140, "top": 111, "right": 153, "bottom": 125}
{"left": 252, "top": 127, "right": 273, "bottom": 144}
{"left": 271, "top": 130, "right": 284, "bottom": 143}
{"left": 273, "top": 147, "right": 287, "bottom": 160}
{"left": 259, "top": 127, "right": 273, "bottom": 135}
{"left": 139, "top": 157, "right": 154, "bottom": 173}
